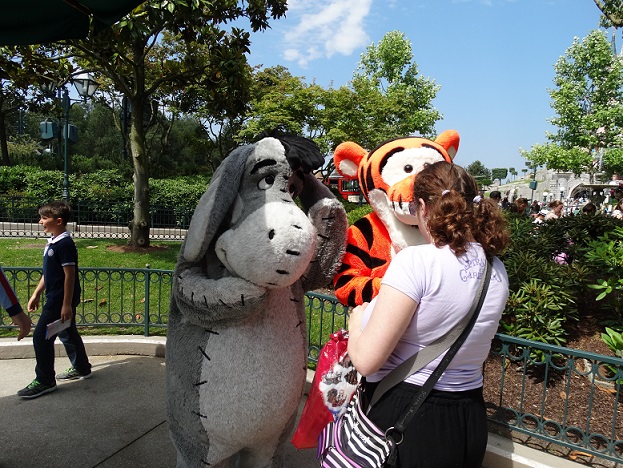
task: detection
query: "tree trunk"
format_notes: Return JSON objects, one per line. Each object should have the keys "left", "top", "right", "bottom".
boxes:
{"left": 128, "top": 99, "right": 151, "bottom": 248}
{"left": 0, "top": 112, "right": 11, "bottom": 166}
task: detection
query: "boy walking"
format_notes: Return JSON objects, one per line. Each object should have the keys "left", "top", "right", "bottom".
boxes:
{"left": 18, "top": 201, "right": 92, "bottom": 399}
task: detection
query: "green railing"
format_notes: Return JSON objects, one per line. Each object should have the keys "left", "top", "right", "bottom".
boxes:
{"left": 1, "top": 266, "right": 172, "bottom": 336}
{"left": 2, "top": 266, "right": 622, "bottom": 463}
{"left": 305, "top": 291, "right": 350, "bottom": 367}
{"left": 486, "top": 334, "right": 623, "bottom": 463}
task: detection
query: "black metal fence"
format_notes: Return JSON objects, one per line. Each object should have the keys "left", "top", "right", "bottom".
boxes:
{"left": 0, "top": 195, "right": 192, "bottom": 240}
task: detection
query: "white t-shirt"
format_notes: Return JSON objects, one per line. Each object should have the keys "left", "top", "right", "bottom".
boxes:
{"left": 361, "top": 243, "right": 509, "bottom": 391}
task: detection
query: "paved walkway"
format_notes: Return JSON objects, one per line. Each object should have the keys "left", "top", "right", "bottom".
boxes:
{"left": 0, "top": 336, "right": 318, "bottom": 468}
{"left": 0, "top": 336, "right": 586, "bottom": 468}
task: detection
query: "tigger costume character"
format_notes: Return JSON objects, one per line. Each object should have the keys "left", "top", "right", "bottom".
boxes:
{"left": 332, "top": 131, "right": 460, "bottom": 307}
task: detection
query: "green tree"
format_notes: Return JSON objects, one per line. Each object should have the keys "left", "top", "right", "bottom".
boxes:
{"left": 0, "top": 46, "right": 68, "bottom": 166}
{"left": 593, "top": 0, "right": 623, "bottom": 27}
{"left": 509, "top": 167, "right": 517, "bottom": 181}
{"left": 71, "top": 103, "right": 127, "bottom": 172}
{"left": 238, "top": 30, "right": 442, "bottom": 169}
{"left": 0, "top": 80, "right": 27, "bottom": 166}
{"left": 339, "top": 30, "right": 442, "bottom": 150}
{"left": 8, "top": 1, "right": 287, "bottom": 247}
{"left": 239, "top": 66, "right": 328, "bottom": 147}
{"left": 522, "top": 30, "right": 623, "bottom": 181}
{"left": 466, "top": 160, "right": 492, "bottom": 187}
{"left": 491, "top": 168, "right": 508, "bottom": 183}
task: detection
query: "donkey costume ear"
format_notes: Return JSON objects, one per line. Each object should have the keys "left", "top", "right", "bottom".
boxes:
{"left": 183, "top": 145, "right": 252, "bottom": 263}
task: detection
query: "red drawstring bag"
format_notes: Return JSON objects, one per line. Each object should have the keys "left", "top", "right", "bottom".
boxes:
{"left": 291, "top": 329, "right": 359, "bottom": 449}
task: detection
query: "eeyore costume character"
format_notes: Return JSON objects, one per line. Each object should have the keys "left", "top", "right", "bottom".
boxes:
{"left": 166, "top": 135, "right": 348, "bottom": 468}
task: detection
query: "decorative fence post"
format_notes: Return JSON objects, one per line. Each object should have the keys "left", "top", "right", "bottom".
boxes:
{"left": 144, "top": 263, "right": 151, "bottom": 336}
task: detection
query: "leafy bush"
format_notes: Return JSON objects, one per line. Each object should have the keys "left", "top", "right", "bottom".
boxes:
{"left": 501, "top": 278, "right": 577, "bottom": 348}
{"left": 601, "top": 327, "right": 623, "bottom": 380}
{"left": 71, "top": 153, "right": 130, "bottom": 175}
{"left": 602, "top": 327, "right": 623, "bottom": 359}
{"left": 344, "top": 203, "right": 373, "bottom": 226}
{"left": 0, "top": 165, "right": 32, "bottom": 194}
{"left": 72, "top": 170, "right": 131, "bottom": 201}
{"left": 584, "top": 226, "right": 623, "bottom": 322}
{"left": 0, "top": 166, "right": 209, "bottom": 213}
{"left": 24, "top": 169, "right": 67, "bottom": 200}
{"left": 7, "top": 136, "right": 56, "bottom": 169}
{"left": 543, "top": 213, "right": 623, "bottom": 264}
{"left": 499, "top": 213, "right": 608, "bottom": 345}
{"left": 149, "top": 176, "right": 209, "bottom": 208}
{"left": 149, "top": 177, "right": 211, "bottom": 227}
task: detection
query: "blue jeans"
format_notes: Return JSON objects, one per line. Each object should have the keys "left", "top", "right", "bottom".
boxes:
{"left": 32, "top": 300, "right": 91, "bottom": 386}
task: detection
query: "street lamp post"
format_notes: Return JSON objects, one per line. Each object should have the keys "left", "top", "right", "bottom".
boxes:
{"left": 527, "top": 161, "right": 538, "bottom": 202}
{"left": 42, "top": 74, "right": 98, "bottom": 202}
{"left": 61, "top": 88, "right": 71, "bottom": 201}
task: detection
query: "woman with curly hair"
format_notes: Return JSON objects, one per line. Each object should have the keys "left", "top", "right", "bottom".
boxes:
{"left": 347, "top": 161, "right": 510, "bottom": 467}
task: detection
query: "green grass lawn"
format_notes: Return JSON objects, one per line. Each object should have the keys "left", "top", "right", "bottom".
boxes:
{"left": 0, "top": 238, "right": 181, "bottom": 270}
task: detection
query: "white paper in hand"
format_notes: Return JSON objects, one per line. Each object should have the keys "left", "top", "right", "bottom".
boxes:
{"left": 46, "top": 318, "right": 71, "bottom": 339}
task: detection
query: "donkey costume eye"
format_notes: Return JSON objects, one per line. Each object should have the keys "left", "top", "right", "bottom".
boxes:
{"left": 258, "top": 175, "right": 275, "bottom": 190}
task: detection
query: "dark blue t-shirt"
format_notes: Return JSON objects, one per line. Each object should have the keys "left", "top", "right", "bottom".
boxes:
{"left": 43, "top": 231, "right": 81, "bottom": 306}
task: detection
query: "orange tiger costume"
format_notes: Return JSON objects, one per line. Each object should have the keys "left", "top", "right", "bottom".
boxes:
{"left": 332, "top": 131, "right": 460, "bottom": 306}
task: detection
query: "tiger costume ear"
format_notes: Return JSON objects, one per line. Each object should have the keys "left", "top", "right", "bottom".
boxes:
{"left": 333, "top": 141, "right": 368, "bottom": 180}
{"left": 435, "top": 129, "right": 460, "bottom": 161}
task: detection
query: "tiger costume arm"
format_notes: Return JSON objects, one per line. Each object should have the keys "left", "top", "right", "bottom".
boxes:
{"left": 333, "top": 213, "right": 392, "bottom": 307}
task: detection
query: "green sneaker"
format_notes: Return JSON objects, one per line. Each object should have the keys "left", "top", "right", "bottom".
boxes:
{"left": 56, "top": 366, "right": 92, "bottom": 381}
{"left": 17, "top": 379, "right": 57, "bottom": 399}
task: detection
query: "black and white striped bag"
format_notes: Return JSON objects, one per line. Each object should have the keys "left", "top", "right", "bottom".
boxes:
{"left": 317, "top": 387, "right": 395, "bottom": 468}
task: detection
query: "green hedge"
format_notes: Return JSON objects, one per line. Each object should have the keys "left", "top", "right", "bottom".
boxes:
{"left": 0, "top": 165, "right": 208, "bottom": 210}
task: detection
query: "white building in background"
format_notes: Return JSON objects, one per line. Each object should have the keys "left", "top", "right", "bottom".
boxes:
{"left": 492, "top": 168, "right": 617, "bottom": 209}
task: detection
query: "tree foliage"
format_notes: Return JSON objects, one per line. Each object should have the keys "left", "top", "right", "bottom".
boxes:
{"left": 343, "top": 30, "right": 442, "bottom": 150}
{"left": 593, "top": 0, "right": 623, "bottom": 28}
{"left": 238, "top": 30, "right": 442, "bottom": 164}
{"left": 0, "top": 46, "right": 72, "bottom": 166}
{"left": 466, "top": 160, "right": 492, "bottom": 186}
{"left": 523, "top": 29, "right": 623, "bottom": 180}
{"left": 239, "top": 66, "right": 328, "bottom": 147}
{"left": 2, "top": 0, "right": 287, "bottom": 247}
{"left": 491, "top": 168, "right": 508, "bottom": 182}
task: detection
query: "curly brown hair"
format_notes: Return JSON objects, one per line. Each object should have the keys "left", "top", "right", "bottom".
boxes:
{"left": 413, "top": 161, "right": 509, "bottom": 257}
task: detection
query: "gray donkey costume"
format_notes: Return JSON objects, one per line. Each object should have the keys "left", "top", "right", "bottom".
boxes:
{"left": 166, "top": 135, "right": 347, "bottom": 468}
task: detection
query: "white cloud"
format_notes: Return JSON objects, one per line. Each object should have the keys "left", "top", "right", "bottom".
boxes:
{"left": 281, "top": 0, "right": 372, "bottom": 68}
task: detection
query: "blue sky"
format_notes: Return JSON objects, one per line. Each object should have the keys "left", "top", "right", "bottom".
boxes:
{"left": 247, "top": 0, "right": 609, "bottom": 174}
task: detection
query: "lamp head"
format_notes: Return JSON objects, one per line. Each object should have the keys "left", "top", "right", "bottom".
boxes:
{"left": 40, "top": 80, "right": 57, "bottom": 98}
{"left": 74, "top": 73, "right": 98, "bottom": 99}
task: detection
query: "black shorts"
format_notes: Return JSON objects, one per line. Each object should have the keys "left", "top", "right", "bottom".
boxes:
{"left": 363, "top": 381, "right": 488, "bottom": 468}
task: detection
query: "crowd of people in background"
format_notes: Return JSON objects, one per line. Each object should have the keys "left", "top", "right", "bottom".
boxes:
{"left": 488, "top": 179, "right": 623, "bottom": 223}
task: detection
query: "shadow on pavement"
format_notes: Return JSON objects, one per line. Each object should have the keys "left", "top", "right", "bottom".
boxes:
{"left": 0, "top": 354, "right": 318, "bottom": 468}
